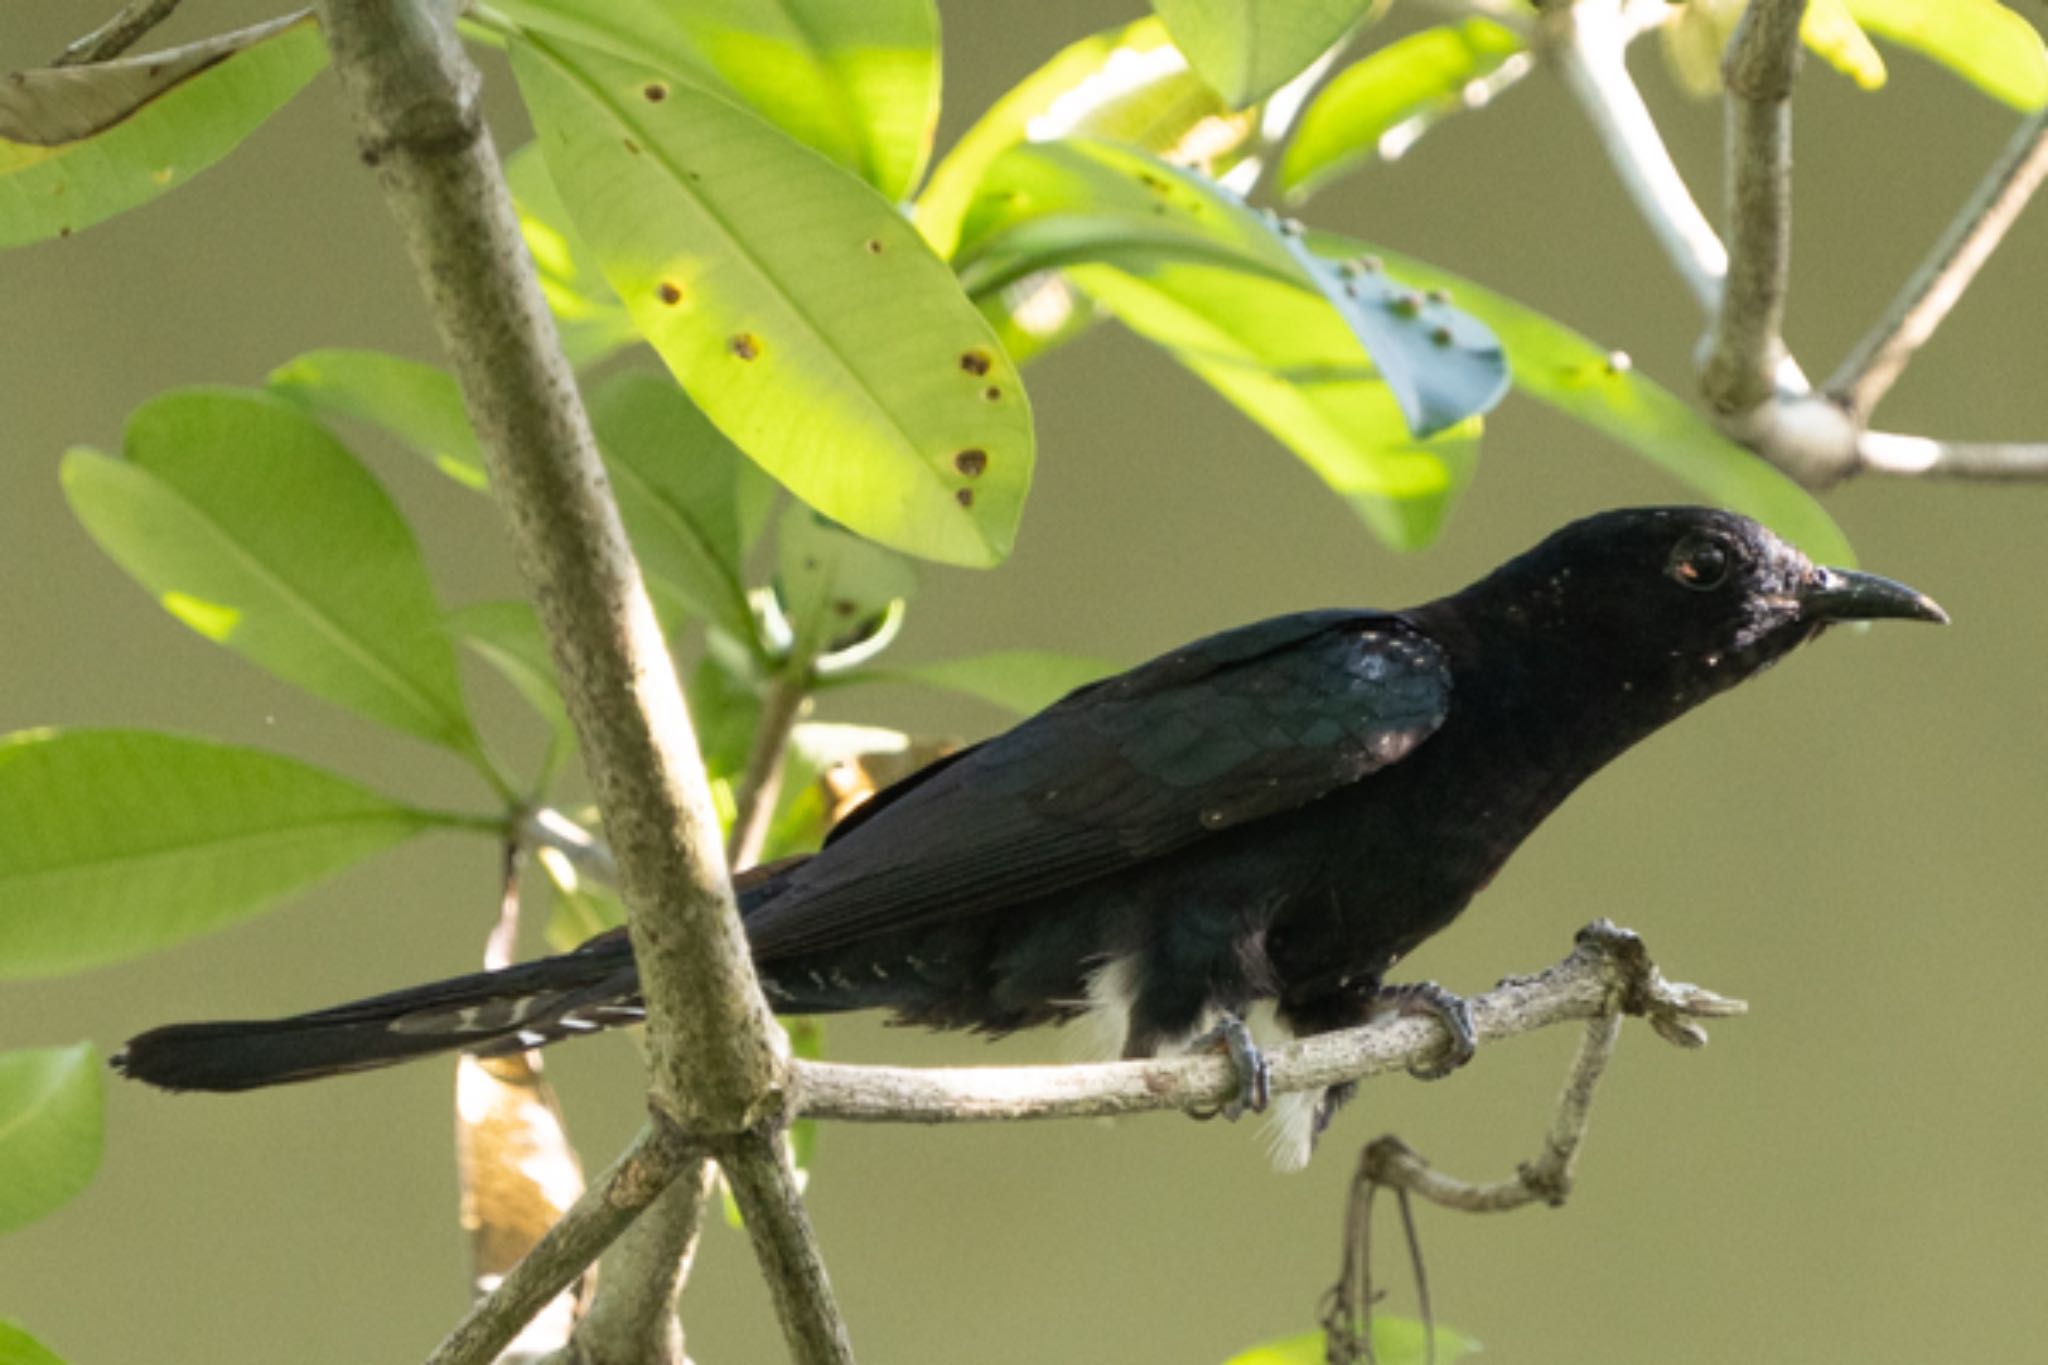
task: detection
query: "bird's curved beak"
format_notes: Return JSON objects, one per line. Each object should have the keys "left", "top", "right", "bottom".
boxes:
{"left": 1803, "top": 566, "right": 1948, "bottom": 625}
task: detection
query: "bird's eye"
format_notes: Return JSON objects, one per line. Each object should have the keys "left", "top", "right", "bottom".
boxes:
{"left": 1669, "top": 535, "right": 1732, "bottom": 591}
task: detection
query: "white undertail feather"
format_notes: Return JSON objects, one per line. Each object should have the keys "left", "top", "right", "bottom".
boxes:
{"left": 1263, "top": 1091, "right": 1322, "bottom": 1172}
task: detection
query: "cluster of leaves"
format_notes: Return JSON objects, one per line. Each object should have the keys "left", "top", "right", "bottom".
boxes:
{"left": 2, "top": 1, "right": 2042, "bottom": 1361}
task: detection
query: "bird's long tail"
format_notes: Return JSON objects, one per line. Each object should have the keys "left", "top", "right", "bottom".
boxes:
{"left": 112, "top": 933, "right": 643, "bottom": 1092}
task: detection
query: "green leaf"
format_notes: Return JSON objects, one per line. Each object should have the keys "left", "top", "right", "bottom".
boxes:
{"left": 0, "top": 1320, "right": 68, "bottom": 1365}
{"left": 512, "top": 33, "right": 1035, "bottom": 567}
{"left": 1308, "top": 233, "right": 1855, "bottom": 565}
{"left": 849, "top": 650, "right": 1115, "bottom": 715}
{"left": 774, "top": 505, "right": 918, "bottom": 668}
{"left": 1152, "top": 0, "right": 1374, "bottom": 108}
{"left": 689, "top": 654, "right": 765, "bottom": 786}
{"left": 505, "top": 142, "right": 643, "bottom": 369}
{"left": 448, "top": 600, "right": 569, "bottom": 734}
{"left": 0, "top": 1045, "right": 102, "bottom": 1234}
{"left": 958, "top": 139, "right": 1508, "bottom": 440}
{"left": 61, "top": 389, "right": 490, "bottom": 763}
{"left": 1223, "top": 1319, "right": 1479, "bottom": 1365}
{"left": 1280, "top": 19, "right": 1528, "bottom": 200}
{"left": 654, "top": 0, "right": 939, "bottom": 203}
{"left": 1843, "top": 0, "right": 2047, "bottom": 109}
{"left": 1071, "top": 259, "right": 1481, "bottom": 548}
{"left": 1803, "top": 0, "right": 1887, "bottom": 91}
{"left": 268, "top": 349, "right": 489, "bottom": 491}
{"left": 590, "top": 372, "right": 764, "bottom": 647}
{"left": 0, "top": 14, "right": 326, "bottom": 248}
{"left": 0, "top": 729, "right": 435, "bottom": 977}
{"left": 915, "top": 16, "right": 1254, "bottom": 259}
{"left": 537, "top": 845, "right": 625, "bottom": 953}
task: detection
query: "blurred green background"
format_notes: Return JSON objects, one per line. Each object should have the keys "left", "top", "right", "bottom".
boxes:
{"left": 2, "top": 3, "right": 2044, "bottom": 1362}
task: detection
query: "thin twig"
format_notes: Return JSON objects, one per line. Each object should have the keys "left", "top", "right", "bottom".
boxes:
{"left": 718, "top": 1130, "right": 858, "bottom": 1365}
{"left": 795, "top": 923, "right": 1743, "bottom": 1124}
{"left": 521, "top": 807, "right": 620, "bottom": 885}
{"left": 1856, "top": 431, "right": 2048, "bottom": 481}
{"left": 1549, "top": 0, "right": 1726, "bottom": 315}
{"left": 1829, "top": 106, "right": 2048, "bottom": 419}
{"left": 549, "top": 1160, "right": 716, "bottom": 1365}
{"left": 1700, "top": 0, "right": 1808, "bottom": 416}
{"left": 727, "top": 670, "right": 811, "bottom": 871}
{"left": 51, "top": 0, "right": 182, "bottom": 66}
{"left": 428, "top": 1123, "right": 697, "bottom": 1365}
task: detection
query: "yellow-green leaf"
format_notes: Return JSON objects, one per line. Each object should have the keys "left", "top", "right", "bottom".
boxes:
{"left": 1845, "top": 0, "right": 2047, "bottom": 109}
{"left": 0, "top": 1045, "right": 102, "bottom": 1233}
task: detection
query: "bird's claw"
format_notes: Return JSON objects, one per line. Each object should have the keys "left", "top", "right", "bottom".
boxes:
{"left": 1378, "top": 980, "right": 1477, "bottom": 1080}
{"left": 1187, "top": 1012, "right": 1270, "bottom": 1120}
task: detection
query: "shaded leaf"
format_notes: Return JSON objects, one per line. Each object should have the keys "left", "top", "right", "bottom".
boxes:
{"left": 590, "top": 371, "right": 763, "bottom": 647}
{"left": 1280, "top": 19, "right": 1528, "bottom": 200}
{"left": 455, "top": 1052, "right": 586, "bottom": 1353}
{"left": 958, "top": 138, "right": 1507, "bottom": 439}
{"left": 61, "top": 389, "right": 489, "bottom": 764}
{"left": 448, "top": 600, "right": 569, "bottom": 734}
{"left": 849, "top": 650, "right": 1115, "bottom": 715}
{"left": 1223, "top": 1319, "right": 1479, "bottom": 1365}
{"left": 0, "top": 13, "right": 326, "bottom": 247}
{"left": 538, "top": 845, "right": 628, "bottom": 953}
{"left": 268, "top": 348, "right": 488, "bottom": 491}
{"left": 689, "top": 654, "right": 764, "bottom": 786}
{"left": 1844, "top": 0, "right": 2047, "bottom": 109}
{"left": 0, "top": 729, "right": 435, "bottom": 977}
{"left": 1308, "top": 232, "right": 1855, "bottom": 564}
{"left": 0, "top": 1320, "right": 67, "bottom": 1365}
{"left": 774, "top": 505, "right": 917, "bottom": 669}
{"left": 513, "top": 33, "right": 1034, "bottom": 567}
{"left": 1072, "top": 259, "right": 1482, "bottom": 549}
{"left": 505, "top": 141, "right": 642, "bottom": 369}
{"left": 916, "top": 16, "right": 1255, "bottom": 259}
{"left": 0, "top": 1045, "right": 102, "bottom": 1234}
{"left": 1152, "top": 0, "right": 1374, "bottom": 108}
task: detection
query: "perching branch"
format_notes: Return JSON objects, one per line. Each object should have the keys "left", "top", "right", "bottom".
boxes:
{"left": 305, "top": 3, "right": 848, "bottom": 1362}
{"left": 51, "top": 0, "right": 183, "bottom": 65}
{"left": 1854, "top": 432, "right": 2048, "bottom": 481}
{"left": 1698, "top": 0, "right": 1807, "bottom": 417}
{"left": 549, "top": 1160, "right": 716, "bottom": 1365}
{"left": 1828, "top": 105, "right": 2048, "bottom": 421}
{"left": 430, "top": 1123, "right": 697, "bottom": 1365}
{"left": 794, "top": 921, "right": 1743, "bottom": 1124}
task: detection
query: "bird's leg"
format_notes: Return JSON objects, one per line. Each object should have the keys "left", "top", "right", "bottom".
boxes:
{"left": 1185, "top": 1012, "right": 1271, "bottom": 1121}
{"left": 1376, "top": 980, "right": 1477, "bottom": 1080}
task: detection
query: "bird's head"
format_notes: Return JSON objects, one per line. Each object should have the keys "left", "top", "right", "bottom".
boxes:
{"left": 1439, "top": 506, "right": 1946, "bottom": 716}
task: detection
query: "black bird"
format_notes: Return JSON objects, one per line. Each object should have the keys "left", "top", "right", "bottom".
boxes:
{"left": 114, "top": 507, "right": 1944, "bottom": 1166}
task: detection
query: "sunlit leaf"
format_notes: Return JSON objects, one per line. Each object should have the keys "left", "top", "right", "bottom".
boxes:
{"left": 1663, "top": 0, "right": 1888, "bottom": 97}
{"left": 1152, "top": 0, "right": 1374, "bottom": 108}
{"left": 1222, "top": 1318, "right": 1479, "bottom": 1365}
{"left": 657, "top": 0, "right": 939, "bottom": 202}
{"left": 958, "top": 138, "right": 1506, "bottom": 440}
{"left": 590, "top": 372, "right": 764, "bottom": 647}
{"left": 0, "top": 1320, "right": 68, "bottom": 1365}
{"left": 1844, "top": 0, "right": 2047, "bottom": 109}
{"left": 1308, "top": 232, "right": 1854, "bottom": 564}
{"left": 455, "top": 1052, "right": 585, "bottom": 1354}
{"left": 1280, "top": 19, "right": 1528, "bottom": 200}
{"left": 0, "top": 729, "right": 436, "bottom": 977}
{"left": 505, "top": 142, "right": 642, "bottom": 369}
{"left": 268, "top": 349, "right": 489, "bottom": 491}
{"left": 916, "top": 16, "right": 1254, "bottom": 259}
{"left": 513, "top": 33, "right": 1034, "bottom": 567}
{"left": 1803, "top": 0, "right": 1886, "bottom": 91}
{"left": 1072, "top": 259, "right": 1483, "bottom": 549}
{"left": 847, "top": 650, "right": 1115, "bottom": 715}
{"left": 61, "top": 390, "right": 489, "bottom": 763}
{"left": 0, "top": 14, "right": 326, "bottom": 248}
{"left": 0, "top": 1045, "right": 102, "bottom": 1234}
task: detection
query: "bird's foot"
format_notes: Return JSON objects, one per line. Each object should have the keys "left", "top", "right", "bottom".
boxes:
{"left": 1377, "top": 980, "right": 1477, "bottom": 1080}
{"left": 1186, "top": 1012, "right": 1270, "bottom": 1121}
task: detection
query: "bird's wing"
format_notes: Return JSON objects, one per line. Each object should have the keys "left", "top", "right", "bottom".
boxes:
{"left": 744, "top": 611, "right": 1450, "bottom": 957}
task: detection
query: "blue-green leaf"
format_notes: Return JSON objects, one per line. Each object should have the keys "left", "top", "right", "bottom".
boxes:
{"left": 0, "top": 1045, "right": 102, "bottom": 1234}
{"left": 0, "top": 729, "right": 436, "bottom": 977}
